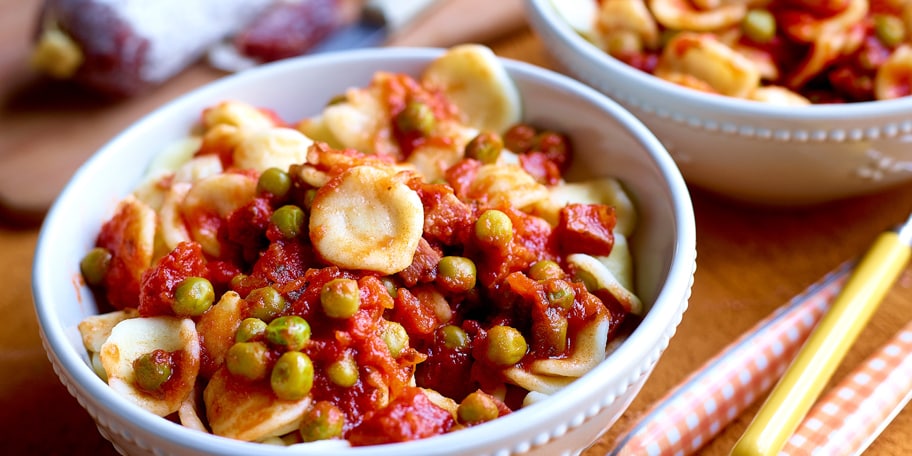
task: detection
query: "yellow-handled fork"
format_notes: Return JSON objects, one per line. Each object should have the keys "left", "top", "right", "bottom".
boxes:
{"left": 731, "top": 211, "right": 912, "bottom": 456}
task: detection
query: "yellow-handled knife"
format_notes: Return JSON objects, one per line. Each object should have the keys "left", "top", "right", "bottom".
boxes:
{"left": 731, "top": 211, "right": 912, "bottom": 456}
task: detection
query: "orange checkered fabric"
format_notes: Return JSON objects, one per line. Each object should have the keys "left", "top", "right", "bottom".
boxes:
{"left": 611, "top": 262, "right": 852, "bottom": 456}
{"left": 783, "top": 320, "right": 912, "bottom": 455}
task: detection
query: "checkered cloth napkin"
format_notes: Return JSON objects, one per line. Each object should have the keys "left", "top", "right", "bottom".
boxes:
{"left": 782, "top": 319, "right": 912, "bottom": 455}
{"left": 610, "top": 262, "right": 853, "bottom": 456}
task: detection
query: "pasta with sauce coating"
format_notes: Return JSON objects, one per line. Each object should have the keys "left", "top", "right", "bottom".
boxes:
{"left": 76, "top": 46, "right": 643, "bottom": 447}
{"left": 561, "top": 0, "right": 912, "bottom": 102}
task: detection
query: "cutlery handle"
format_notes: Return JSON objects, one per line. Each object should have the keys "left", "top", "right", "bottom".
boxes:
{"left": 609, "top": 262, "right": 852, "bottom": 456}
{"left": 782, "top": 319, "right": 912, "bottom": 455}
{"left": 731, "top": 231, "right": 912, "bottom": 456}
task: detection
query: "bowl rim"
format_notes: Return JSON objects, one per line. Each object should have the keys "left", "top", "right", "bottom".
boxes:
{"left": 526, "top": 0, "right": 912, "bottom": 120}
{"left": 32, "top": 46, "right": 697, "bottom": 455}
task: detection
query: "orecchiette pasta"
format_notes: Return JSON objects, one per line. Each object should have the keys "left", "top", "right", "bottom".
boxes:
{"left": 564, "top": 0, "right": 912, "bottom": 102}
{"left": 233, "top": 127, "right": 314, "bottom": 173}
{"left": 77, "top": 45, "right": 642, "bottom": 448}
{"left": 655, "top": 32, "right": 761, "bottom": 98}
{"left": 181, "top": 173, "right": 258, "bottom": 257}
{"left": 100, "top": 316, "right": 200, "bottom": 417}
{"left": 596, "top": 0, "right": 661, "bottom": 51}
{"left": 309, "top": 165, "right": 425, "bottom": 275}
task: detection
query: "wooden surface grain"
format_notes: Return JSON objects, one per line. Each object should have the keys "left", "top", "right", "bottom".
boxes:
{"left": 3, "top": 0, "right": 912, "bottom": 454}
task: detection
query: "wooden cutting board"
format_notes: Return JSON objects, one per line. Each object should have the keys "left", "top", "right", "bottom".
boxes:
{"left": 0, "top": 0, "right": 525, "bottom": 224}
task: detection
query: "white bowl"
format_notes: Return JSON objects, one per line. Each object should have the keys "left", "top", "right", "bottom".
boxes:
{"left": 526, "top": 0, "right": 912, "bottom": 206}
{"left": 32, "top": 47, "right": 696, "bottom": 456}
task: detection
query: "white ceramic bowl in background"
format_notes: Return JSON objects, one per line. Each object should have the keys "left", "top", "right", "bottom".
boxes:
{"left": 526, "top": 0, "right": 912, "bottom": 206}
{"left": 32, "top": 47, "right": 696, "bottom": 456}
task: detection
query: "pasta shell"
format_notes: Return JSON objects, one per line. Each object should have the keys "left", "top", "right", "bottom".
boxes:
{"left": 649, "top": 0, "right": 746, "bottom": 32}
{"left": 466, "top": 163, "right": 551, "bottom": 210}
{"left": 178, "top": 385, "right": 208, "bottom": 433}
{"left": 309, "top": 165, "right": 424, "bottom": 274}
{"left": 156, "top": 182, "right": 193, "bottom": 254}
{"left": 406, "top": 124, "right": 478, "bottom": 182}
{"left": 321, "top": 85, "right": 392, "bottom": 154}
{"left": 782, "top": 0, "right": 867, "bottom": 43}
{"left": 195, "top": 291, "right": 244, "bottom": 377}
{"left": 549, "top": 0, "right": 599, "bottom": 41}
{"left": 876, "top": 44, "right": 912, "bottom": 100}
{"left": 596, "top": 0, "right": 660, "bottom": 50}
{"left": 202, "top": 100, "right": 278, "bottom": 131}
{"left": 181, "top": 173, "right": 258, "bottom": 257}
{"left": 655, "top": 32, "right": 760, "bottom": 98}
{"left": 77, "top": 308, "right": 140, "bottom": 354}
{"left": 133, "top": 137, "right": 204, "bottom": 209}
{"left": 204, "top": 367, "right": 311, "bottom": 442}
{"left": 233, "top": 127, "right": 314, "bottom": 173}
{"left": 567, "top": 253, "right": 644, "bottom": 315}
{"left": 421, "top": 44, "right": 522, "bottom": 133}
{"left": 173, "top": 154, "right": 224, "bottom": 185}
{"left": 100, "top": 316, "right": 200, "bottom": 417}
{"left": 530, "top": 311, "right": 610, "bottom": 377}
{"left": 502, "top": 368, "right": 576, "bottom": 395}
{"left": 296, "top": 114, "right": 344, "bottom": 149}
{"left": 101, "top": 196, "right": 157, "bottom": 301}
{"left": 749, "top": 86, "right": 812, "bottom": 105}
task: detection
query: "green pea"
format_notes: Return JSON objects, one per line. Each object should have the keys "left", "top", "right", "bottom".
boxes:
{"left": 475, "top": 209, "right": 513, "bottom": 246}
{"left": 528, "top": 259, "right": 564, "bottom": 281}
{"left": 327, "top": 355, "right": 359, "bottom": 387}
{"left": 320, "top": 278, "right": 360, "bottom": 319}
{"left": 436, "top": 256, "right": 477, "bottom": 293}
{"left": 457, "top": 391, "right": 500, "bottom": 424}
{"left": 660, "top": 29, "right": 680, "bottom": 48}
{"left": 257, "top": 167, "right": 291, "bottom": 199}
{"left": 485, "top": 325, "right": 527, "bottom": 366}
{"left": 544, "top": 279, "right": 575, "bottom": 310}
{"left": 271, "top": 204, "right": 306, "bottom": 239}
{"left": 465, "top": 132, "right": 503, "bottom": 164}
{"left": 236, "top": 317, "right": 267, "bottom": 342}
{"left": 326, "top": 93, "right": 348, "bottom": 106}
{"left": 172, "top": 277, "right": 215, "bottom": 317}
{"left": 226, "top": 341, "right": 270, "bottom": 381}
{"left": 80, "top": 247, "right": 112, "bottom": 286}
{"left": 439, "top": 325, "right": 469, "bottom": 350}
{"left": 742, "top": 9, "right": 776, "bottom": 44}
{"left": 381, "top": 277, "right": 398, "bottom": 298}
{"left": 246, "top": 286, "right": 287, "bottom": 322}
{"left": 271, "top": 351, "right": 314, "bottom": 401}
{"left": 266, "top": 315, "right": 312, "bottom": 351}
{"left": 874, "top": 14, "right": 906, "bottom": 47}
{"left": 132, "top": 350, "right": 172, "bottom": 393}
{"left": 302, "top": 188, "right": 318, "bottom": 210}
{"left": 395, "top": 100, "right": 436, "bottom": 136}
{"left": 382, "top": 321, "right": 409, "bottom": 358}
{"left": 300, "top": 401, "right": 345, "bottom": 442}
{"left": 230, "top": 273, "right": 248, "bottom": 290}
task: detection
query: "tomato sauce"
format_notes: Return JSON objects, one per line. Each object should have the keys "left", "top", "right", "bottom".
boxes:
{"left": 85, "top": 70, "right": 635, "bottom": 446}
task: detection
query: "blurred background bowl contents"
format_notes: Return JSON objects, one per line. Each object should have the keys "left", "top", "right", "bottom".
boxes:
{"left": 527, "top": 0, "right": 912, "bottom": 205}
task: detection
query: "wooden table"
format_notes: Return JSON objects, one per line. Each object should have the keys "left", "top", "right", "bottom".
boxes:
{"left": 3, "top": 0, "right": 912, "bottom": 454}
